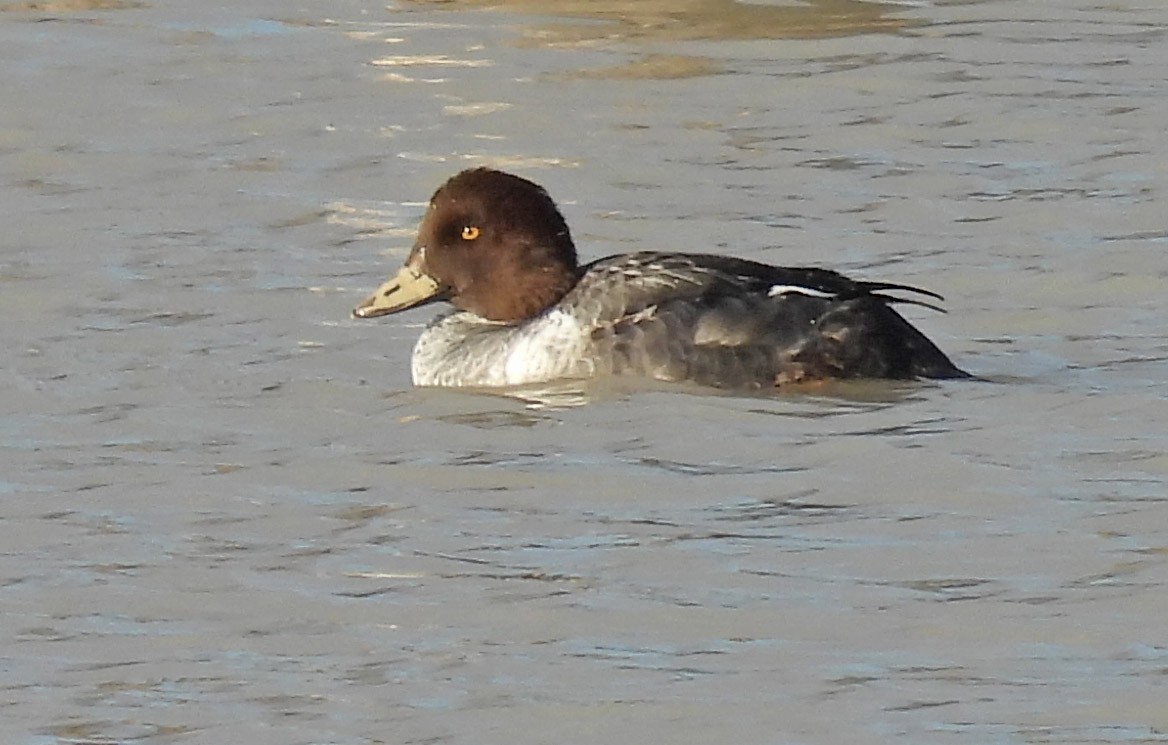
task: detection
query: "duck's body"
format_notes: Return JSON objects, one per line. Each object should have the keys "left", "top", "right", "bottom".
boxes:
{"left": 353, "top": 169, "right": 968, "bottom": 389}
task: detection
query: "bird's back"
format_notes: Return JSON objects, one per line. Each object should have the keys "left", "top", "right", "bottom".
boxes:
{"left": 565, "top": 252, "right": 968, "bottom": 388}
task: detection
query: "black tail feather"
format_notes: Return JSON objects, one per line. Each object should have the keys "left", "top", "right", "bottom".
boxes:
{"left": 794, "top": 296, "right": 969, "bottom": 380}
{"left": 857, "top": 280, "right": 945, "bottom": 302}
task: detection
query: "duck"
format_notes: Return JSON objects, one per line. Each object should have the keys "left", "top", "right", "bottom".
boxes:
{"left": 352, "top": 167, "right": 969, "bottom": 389}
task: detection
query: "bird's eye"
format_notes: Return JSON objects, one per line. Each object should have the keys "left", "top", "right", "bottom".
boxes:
{"left": 461, "top": 225, "right": 480, "bottom": 241}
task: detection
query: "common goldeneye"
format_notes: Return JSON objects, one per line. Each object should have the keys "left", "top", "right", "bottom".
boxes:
{"left": 352, "top": 168, "right": 968, "bottom": 388}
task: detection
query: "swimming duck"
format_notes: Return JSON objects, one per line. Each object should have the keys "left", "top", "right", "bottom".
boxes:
{"left": 352, "top": 168, "right": 968, "bottom": 388}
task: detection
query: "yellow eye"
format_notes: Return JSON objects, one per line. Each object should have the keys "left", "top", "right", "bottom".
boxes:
{"left": 461, "top": 225, "right": 480, "bottom": 241}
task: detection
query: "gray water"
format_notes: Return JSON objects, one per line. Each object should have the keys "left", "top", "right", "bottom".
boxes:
{"left": 3, "top": 1, "right": 1168, "bottom": 743}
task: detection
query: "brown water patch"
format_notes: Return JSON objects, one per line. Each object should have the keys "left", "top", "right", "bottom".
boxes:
{"left": 406, "top": 0, "right": 924, "bottom": 79}
{"left": 409, "top": 0, "right": 923, "bottom": 44}
{"left": 565, "top": 53, "right": 722, "bottom": 80}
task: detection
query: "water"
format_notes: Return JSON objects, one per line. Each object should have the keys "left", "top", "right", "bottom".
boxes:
{"left": 2, "top": 0, "right": 1167, "bottom": 743}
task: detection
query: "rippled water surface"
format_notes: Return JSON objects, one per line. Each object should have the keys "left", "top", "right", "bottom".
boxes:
{"left": 3, "top": 1, "right": 1168, "bottom": 743}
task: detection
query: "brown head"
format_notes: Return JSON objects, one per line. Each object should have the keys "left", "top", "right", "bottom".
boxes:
{"left": 352, "top": 168, "right": 580, "bottom": 323}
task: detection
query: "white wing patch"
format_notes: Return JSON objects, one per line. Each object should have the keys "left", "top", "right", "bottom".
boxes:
{"left": 767, "top": 284, "right": 836, "bottom": 299}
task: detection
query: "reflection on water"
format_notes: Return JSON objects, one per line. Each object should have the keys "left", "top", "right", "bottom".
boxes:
{"left": 406, "top": 0, "right": 924, "bottom": 77}
{"left": 441, "top": 374, "right": 941, "bottom": 412}
{"left": 408, "top": 0, "right": 923, "bottom": 44}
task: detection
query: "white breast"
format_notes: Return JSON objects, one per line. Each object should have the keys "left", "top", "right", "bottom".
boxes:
{"left": 502, "top": 309, "right": 589, "bottom": 385}
{"left": 411, "top": 309, "right": 590, "bottom": 387}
